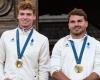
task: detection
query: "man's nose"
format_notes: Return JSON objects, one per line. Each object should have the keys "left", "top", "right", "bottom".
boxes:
{"left": 23, "top": 14, "right": 28, "bottom": 18}
{"left": 74, "top": 22, "right": 79, "bottom": 26}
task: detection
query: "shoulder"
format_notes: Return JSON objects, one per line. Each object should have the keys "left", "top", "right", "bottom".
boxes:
{"left": 54, "top": 36, "right": 67, "bottom": 47}
{"left": 1, "top": 28, "right": 16, "bottom": 38}
{"left": 87, "top": 35, "right": 100, "bottom": 44}
{"left": 33, "top": 29, "right": 49, "bottom": 42}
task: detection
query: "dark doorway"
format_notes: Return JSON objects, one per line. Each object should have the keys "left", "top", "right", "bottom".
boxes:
{"left": 39, "top": 0, "right": 100, "bottom": 29}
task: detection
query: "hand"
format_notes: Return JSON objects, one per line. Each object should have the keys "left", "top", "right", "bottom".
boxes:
{"left": 52, "top": 71, "right": 70, "bottom": 80}
{"left": 4, "top": 73, "right": 13, "bottom": 80}
{"left": 83, "top": 72, "right": 100, "bottom": 80}
{"left": 4, "top": 77, "right": 12, "bottom": 80}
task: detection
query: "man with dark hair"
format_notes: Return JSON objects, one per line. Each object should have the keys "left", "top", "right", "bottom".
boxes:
{"left": 49, "top": 8, "right": 100, "bottom": 80}
{"left": 0, "top": 0, "right": 50, "bottom": 80}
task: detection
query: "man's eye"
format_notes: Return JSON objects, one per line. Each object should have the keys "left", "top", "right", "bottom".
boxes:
{"left": 70, "top": 21, "right": 75, "bottom": 23}
{"left": 78, "top": 20, "right": 82, "bottom": 22}
{"left": 20, "top": 13, "right": 24, "bottom": 15}
{"left": 27, "top": 13, "right": 31, "bottom": 16}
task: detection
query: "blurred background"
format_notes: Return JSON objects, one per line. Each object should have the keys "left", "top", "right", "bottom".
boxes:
{"left": 0, "top": 0, "right": 100, "bottom": 53}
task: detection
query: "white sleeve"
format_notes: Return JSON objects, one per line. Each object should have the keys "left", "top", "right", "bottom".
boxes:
{"left": 93, "top": 41, "right": 100, "bottom": 76}
{"left": 49, "top": 40, "right": 62, "bottom": 76}
{"left": 0, "top": 37, "right": 5, "bottom": 79}
{"left": 38, "top": 38, "right": 50, "bottom": 80}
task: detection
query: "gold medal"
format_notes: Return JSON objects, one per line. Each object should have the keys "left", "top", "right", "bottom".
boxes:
{"left": 16, "top": 59, "right": 23, "bottom": 68}
{"left": 74, "top": 64, "right": 83, "bottom": 73}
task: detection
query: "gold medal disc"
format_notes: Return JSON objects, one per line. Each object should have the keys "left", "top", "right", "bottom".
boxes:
{"left": 16, "top": 59, "right": 23, "bottom": 68}
{"left": 74, "top": 64, "right": 83, "bottom": 73}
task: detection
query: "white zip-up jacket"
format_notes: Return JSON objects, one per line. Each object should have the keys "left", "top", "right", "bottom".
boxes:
{"left": 0, "top": 28, "right": 50, "bottom": 80}
{"left": 49, "top": 35, "right": 100, "bottom": 80}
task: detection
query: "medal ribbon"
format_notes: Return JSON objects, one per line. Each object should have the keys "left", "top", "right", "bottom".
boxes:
{"left": 16, "top": 29, "right": 33, "bottom": 59}
{"left": 69, "top": 36, "right": 87, "bottom": 64}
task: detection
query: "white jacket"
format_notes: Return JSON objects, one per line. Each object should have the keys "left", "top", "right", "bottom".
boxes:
{"left": 49, "top": 35, "right": 100, "bottom": 80}
{"left": 0, "top": 28, "right": 50, "bottom": 80}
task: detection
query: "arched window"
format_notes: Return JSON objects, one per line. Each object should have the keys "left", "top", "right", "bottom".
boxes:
{"left": 0, "top": 0, "right": 13, "bottom": 16}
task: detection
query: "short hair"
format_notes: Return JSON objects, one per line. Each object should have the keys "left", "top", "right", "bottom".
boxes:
{"left": 67, "top": 8, "right": 87, "bottom": 22}
{"left": 16, "top": 0, "right": 36, "bottom": 16}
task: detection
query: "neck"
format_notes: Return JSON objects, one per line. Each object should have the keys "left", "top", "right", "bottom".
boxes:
{"left": 70, "top": 33, "right": 86, "bottom": 39}
{"left": 19, "top": 25, "right": 33, "bottom": 31}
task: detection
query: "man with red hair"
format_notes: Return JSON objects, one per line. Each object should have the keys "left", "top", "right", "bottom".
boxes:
{"left": 0, "top": 0, "right": 50, "bottom": 80}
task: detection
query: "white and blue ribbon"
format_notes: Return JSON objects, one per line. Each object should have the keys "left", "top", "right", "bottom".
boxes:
{"left": 16, "top": 29, "right": 33, "bottom": 59}
{"left": 69, "top": 36, "right": 87, "bottom": 64}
